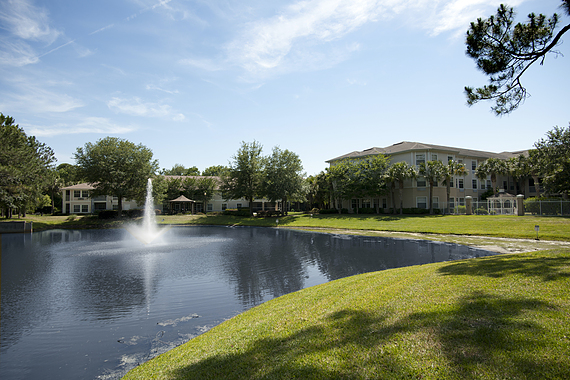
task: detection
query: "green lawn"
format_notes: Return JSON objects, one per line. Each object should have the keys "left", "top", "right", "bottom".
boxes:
{"left": 123, "top": 248, "right": 570, "bottom": 380}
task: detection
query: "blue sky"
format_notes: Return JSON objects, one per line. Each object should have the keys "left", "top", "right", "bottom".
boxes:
{"left": 1, "top": 0, "right": 568, "bottom": 176}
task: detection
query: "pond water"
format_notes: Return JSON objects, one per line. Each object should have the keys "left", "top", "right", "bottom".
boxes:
{"left": 1, "top": 226, "right": 497, "bottom": 380}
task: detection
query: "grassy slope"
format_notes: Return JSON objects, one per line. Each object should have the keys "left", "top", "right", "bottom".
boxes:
{"left": 123, "top": 249, "right": 570, "bottom": 380}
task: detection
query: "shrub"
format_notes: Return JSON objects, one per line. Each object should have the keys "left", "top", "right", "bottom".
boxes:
{"left": 223, "top": 208, "right": 251, "bottom": 217}
{"left": 98, "top": 210, "right": 118, "bottom": 219}
{"left": 123, "top": 209, "right": 144, "bottom": 218}
{"left": 357, "top": 207, "right": 377, "bottom": 214}
{"left": 475, "top": 207, "right": 489, "bottom": 215}
{"left": 309, "top": 208, "right": 320, "bottom": 215}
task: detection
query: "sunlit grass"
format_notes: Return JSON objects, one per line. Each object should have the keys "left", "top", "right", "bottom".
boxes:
{"left": 123, "top": 249, "right": 570, "bottom": 380}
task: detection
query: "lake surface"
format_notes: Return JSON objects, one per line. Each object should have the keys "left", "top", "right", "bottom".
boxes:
{"left": 1, "top": 226, "right": 497, "bottom": 379}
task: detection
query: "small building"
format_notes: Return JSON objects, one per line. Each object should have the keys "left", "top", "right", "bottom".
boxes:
{"left": 61, "top": 183, "right": 138, "bottom": 214}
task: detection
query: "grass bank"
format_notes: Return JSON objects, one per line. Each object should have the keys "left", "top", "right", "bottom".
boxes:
{"left": 123, "top": 248, "right": 570, "bottom": 380}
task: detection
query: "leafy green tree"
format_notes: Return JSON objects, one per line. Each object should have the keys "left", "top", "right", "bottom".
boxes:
{"left": 354, "top": 155, "right": 390, "bottom": 213}
{"left": 476, "top": 157, "right": 509, "bottom": 196}
{"left": 465, "top": 1, "right": 570, "bottom": 115}
{"left": 326, "top": 159, "right": 357, "bottom": 214}
{"left": 202, "top": 165, "right": 227, "bottom": 176}
{"left": 305, "top": 171, "right": 330, "bottom": 210}
{"left": 262, "top": 147, "right": 305, "bottom": 215}
{"left": 385, "top": 161, "right": 417, "bottom": 215}
{"left": 443, "top": 160, "right": 467, "bottom": 214}
{"left": 161, "top": 164, "right": 200, "bottom": 176}
{"left": 534, "top": 124, "right": 570, "bottom": 197}
{"left": 74, "top": 137, "right": 159, "bottom": 216}
{"left": 1, "top": 113, "right": 56, "bottom": 218}
{"left": 56, "top": 163, "right": 83, "bottom": 186}
{"left": 220, "top": 141, "right": 265, "bottom": 216}
{"left": 419, "top": 161, "right": 446, "bottom": 214}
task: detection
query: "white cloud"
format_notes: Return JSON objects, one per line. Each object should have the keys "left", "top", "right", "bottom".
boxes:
{"left": 178, "top": 57, "right": 224, "bottom": 71}
{"left": 0, "top": 82, "right": 84, "bottom": 113}
{"left": 423, "top": 0, "right": 525, "bottom": 37}
{"left": 225, "top": 0, "right": 529, "bottom": 76}
{"left": 0, "top": 0, "right": 60, "bottom": 42}
{"left": 0, "top": 40, "right": 39, "bottom": 66}
{"left": 28, "top": 117, "right": 137, "bottom": 137}
{"left": 228, "top": 0, "right": 386, "bottom": 74}
{"left": 107, "top": 97, "right": 184, "bottom": 121}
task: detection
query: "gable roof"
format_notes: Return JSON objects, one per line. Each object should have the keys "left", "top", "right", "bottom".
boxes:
{"left": 326, "top": 141, "right": 529, "bottom": 163}
{"left": 61, "top": 183, "right": 96, "bottom": 190}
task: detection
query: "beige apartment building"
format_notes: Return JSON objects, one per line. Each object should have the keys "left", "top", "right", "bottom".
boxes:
{"left": 327, "top": 141, "right": 539, "bottom": 212}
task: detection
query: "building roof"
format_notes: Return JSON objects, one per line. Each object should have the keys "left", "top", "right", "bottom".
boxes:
{"left": 326, "top": 141, "right": 529, "bottom": 163}
{"left": 61, "top": 183, "right": 96, "bottom": 190}
{"left": 168, "top": 195, "right": 195, "bottom": 202}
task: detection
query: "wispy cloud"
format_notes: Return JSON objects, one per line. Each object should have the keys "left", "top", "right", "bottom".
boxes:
{"left": 421, "top": 0, "right": 525, "bottom": 37}
{"left": 227, "top": 0, "right": 385, "bottom": 74}
{"left": 107, "top": 96, "right": 184, "bottom": 121}
{"left": 28, "top": 117, "right": 138, "bottom": 137}
{"left": 0, "top": 0, "right": 61, "bottom": 42}
{"left": 178, "top": 58, "right": 224, "bottom": 71}
{"left": 0, "top": 40, "right": 40, "bottom": 66}
{"left": 225, "top": 0, "right": 526, "bottom": 76}
{"left": 0, "top": 81, "right": 84, "bottom": 113}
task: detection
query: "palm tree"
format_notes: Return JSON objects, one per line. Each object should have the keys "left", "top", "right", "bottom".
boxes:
{"left": 385, "top": 162, "right": 417, "bottom": 215}
{"left": 418, "top": 161, "right": 446, "bottom": 214}
{"left": 475, "top": 158, "right": 508, "bottom": 196}
{"left": 443, "top": 160, "right": 467, "bottom": 214}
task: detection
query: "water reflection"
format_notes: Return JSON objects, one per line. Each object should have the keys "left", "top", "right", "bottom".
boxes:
{"left": 1, "top": 226, "right": 497, "bottom": 380}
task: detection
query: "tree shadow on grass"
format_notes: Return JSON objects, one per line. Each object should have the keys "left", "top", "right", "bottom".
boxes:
{"left": 438, "top": 253, "right": 570, "bottom": 282}
{"left": 170, "top": 291, "right": 567, "bottom": 379}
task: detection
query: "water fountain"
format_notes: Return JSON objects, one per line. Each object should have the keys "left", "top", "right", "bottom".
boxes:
{"left": 126, "top": 178, "right": 169, "bottom": 244}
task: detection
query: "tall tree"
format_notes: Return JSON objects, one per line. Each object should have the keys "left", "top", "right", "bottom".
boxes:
{"left": 443, "top": 160, "right": 467, "bottom": 215}
{"left": 326, "top": 159, "right": 357, "bottom": 214}
{"left": 262, "top": 147, "right": 304, "bottom": 215}
{"left": 202, "top": 165, "right": 227, "bottom": 176}
{"left": 1, "top": 114, "right": 56, "bottom": 217}
{"left": 465, "top": 1, "right": 570, "bottom": 115}
{"left": 419, "top": 161, "right": 446, "bottom": 214}
{"left": 354, "top": 155, "right": 390, "bottom": 213}
{"left": 534, "top": 124, "right": 570, "bottom": 197}
{"left": 220, "top": 141, "right": 264, "bottom": 216}
{"left": 74, "top": 137, "right": 159, "bottom": 216}
{"left": 385, "top": 161, "right": 417, "bottom": 215}
{"left": 476, "top": 157, "right": 508, "bottom": 196}
{"left": 161, "top": 164, "right": 200, "bottom": 176}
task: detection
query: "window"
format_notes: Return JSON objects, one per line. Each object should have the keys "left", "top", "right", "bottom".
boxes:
{"left": 82, "top": 205, "right": 89, "bottom": 213}
{"left": 450, "top": 177, "right": 454, "bottom": 187}
{"left": 351, "top": 199, "right": 358, "bottom": 210}
{"left": 417, "top": 177, "right": 426, "bottom": 187}
{"left": 458, "top": 179, "right": 464, "bottom": 189}
{"left": 112, "top": 205, "right": 118, "bottom": 210}
{"left": 416, "top": 196, "right": 427, "bottom": 209}
{"left": 432, "top": 197, "right": 439, "bottom": 209}
{"left": 449, "top": 197, "right": 455, "bottom": 209}
{"left": 486, "top": 180, "right": 492, "bottom": 189}
{"left": 415, "top": 154, "right": 425, "bottom": 165}
{"left": 74, "top": 190, "right": 81, "bottom": 198}
{"left": 222, "top": 203, "right": 227, "bottom": 211}
{"left": 66, "top": 190, "right": 70, "bottom": 201}
{"left": 362, "top": 199, "right": 371, "bottom": 209}
{"left": 472, "top": 179, "right": 477, "bottom": 189}
{"left": 459, "top": 197, "right": 465, "bottom": 206}
{"left": 207, "top": 204, "right": 213, "bottom": 212}
{"left": 472, "top": 160, "right": 477, "bottom": 170}
{"left": 431, "top": 154, "right": 438, "bottom": 161}
{"left": 382, "top": 198, "right": 387, "bottom": 209}
{"left": 73, "top": 205, "right": 80, "bottom": 213}
{"left": 481, "top": 181, "right": 486, "bottom": 190}
{"left": 236, "top": 203, "right": 242, "bottom": 209}
{"left": 82, "top": 190, "right": 89, "bottom": 198}
{"left": 447, "top": 156, "right": 453, "bottom": 163}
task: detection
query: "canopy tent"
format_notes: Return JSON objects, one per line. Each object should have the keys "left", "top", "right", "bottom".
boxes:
{"left": 168, "top": 195, "right": 196, "bottom": 214}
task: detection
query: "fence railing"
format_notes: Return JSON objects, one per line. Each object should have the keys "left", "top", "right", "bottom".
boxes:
{"left": 524, "top": 200, "right": 570, "bottom": 216}
{"left": 413, "top": 199, "right": 569, "bottom": 216}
